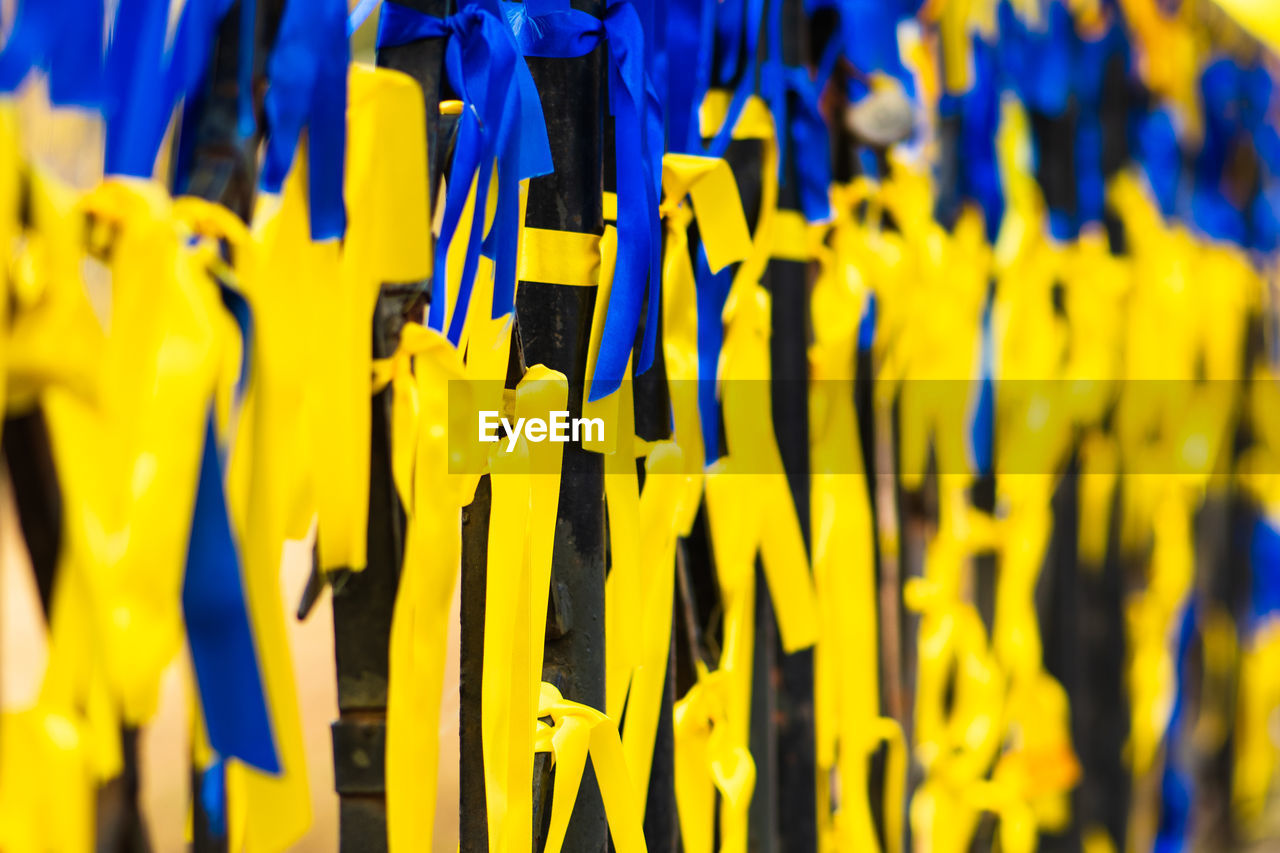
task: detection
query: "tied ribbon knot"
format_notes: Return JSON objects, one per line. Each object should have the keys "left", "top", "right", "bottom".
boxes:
{"left": 672, "top": 667, "right": 756, "bottom": 853}
{"left": 658, "top": 153, "right": 751, "bottom": 472}
{"left": 508, "top": 0, "right": 663, "bottom": 401}
{"left": 534, "top": 683, "right": 648, "bottom": 853}
{"left": 378, "top": 0, "right": 553, "bottom": 342}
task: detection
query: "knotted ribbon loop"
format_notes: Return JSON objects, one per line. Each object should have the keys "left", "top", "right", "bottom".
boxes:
{"left": 659, "top": 153, "right": 751, "bottom": 473}
{"left": 534, "top": 683, "right": 648, "bottom": 853}
{"left": 379, "top": 0, "right": 552, "bottom": 342}
{"left": 672, "top": 669, "right": 757, "bottom": 853}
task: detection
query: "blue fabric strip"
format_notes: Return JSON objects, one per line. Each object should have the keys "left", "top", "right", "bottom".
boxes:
{"left": 0, "top": 0, "right": 105, "bottom": 106}
{"left": 1250, "top": 519, "right": 1280, "bottom": 631}
{"left": 968, "top": 292, "right": 994, "bottom": 477}
{"left": 1154, "top": 601, "right": 1198, "bottom": 853}
{"left": 695, "top": 246, "right": 731, "bottom": 464}
{"left": 507, "top": 0, "right": 661, "bottom": 400}
{"left": 380, "top": 0, "right": 551, "bottom": 336}
{"left": 183, "top": 410, "right": 280, "bottom": 775}
{"left": 183, "top": 280, "right": 278, "bottom": 776}
{"left": 261, "top": 0, "right": 349, "bottom": 240}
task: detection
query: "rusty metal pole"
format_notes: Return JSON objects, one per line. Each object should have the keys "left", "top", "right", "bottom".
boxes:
{"left": 459, "top": 2, "right": 608, "bottom": 849}
{"left": 763, "top": 0, "right": 819, "bottom": 849}
{"left": 325, "top": 5, "right": 449, "bottom": 850}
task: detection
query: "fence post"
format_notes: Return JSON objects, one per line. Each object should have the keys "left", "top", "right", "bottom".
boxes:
{"left": 459, "top": 3, "right": 609, "bottom": 849}
{"left": 324, "top": 5, "right": 450, "bottom": 850}
{"left": 765, "top": 0, "right": 819, "bottom": 848}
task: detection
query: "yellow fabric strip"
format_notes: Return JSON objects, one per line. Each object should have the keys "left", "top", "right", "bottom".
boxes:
{"left": 676, "top": 89, "right": 820, "bottom": 853}
{"left": 313, "top": 64, "right": 432, "bottom": 573}
{"left": 379, "top": 324, "right": 483, "bottom": 851}
{"left": 771, "top": 210, "right": 811, "bottom": 262}
{"left": 581, "top": 226, "right": 619, "bottom": 452}
{"left": 620, "top": 444, "right": 698, "bottom": 816}
{"left": 603, "top": 191, "right": 618, "bottom": 222}
{"left": 1210, "top": 0, "right": 1280, "bottom": 55}
{"left": 604, "top": 359, "right": 642, "bottom": 720}
{"left": 809, "top": 200, "right": 902, "bottom": 853}
{"left": 177, "top": 193, "right": 314, "bottom": 853}
{"left": 518, "top": 227, "right": 601, "bottom": 287}
{"left": 535, "top": 683, "right": 648, "bottom": 853}
{"left": 698, "top": 91, "right": 775, "bottom": 143}
{"left": 482, "top": 366, "right": 568, "bottom": 853}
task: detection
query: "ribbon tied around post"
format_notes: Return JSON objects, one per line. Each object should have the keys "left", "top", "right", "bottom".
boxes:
{"left": 508, "top": 0, "right": 663, "bottom": 401}
{"left": 378, "top": 0, "right": 553, "bottom": 342}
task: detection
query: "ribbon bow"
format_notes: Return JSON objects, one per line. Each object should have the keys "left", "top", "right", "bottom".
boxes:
{"left": 658, "top": 153, "right": 751, "bottom": 472}
{"left": 534, "top": 683, "right": 648, "bottom": 853}
{"left": 509, "top": 0, "right": 663, "bottom": 401}
{"left": 672, "top": 667, "right": 756, "bottom": 853}
{"left": 379, "top": 0, "right": 553, "bottom": 342}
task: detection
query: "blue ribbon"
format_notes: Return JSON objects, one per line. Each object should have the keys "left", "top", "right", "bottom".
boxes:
{"left": 664, "top": 0, "right": 715, "bottom": 153}
{"left": 1137, "top": 105, "right": 1181, "bottom": 219}
{"left": 703, "top": 0, "right": 765, "bottom": 159}
{"left": 0, "top": 0, "right": 105, "bottom": 107}
{"left": 105, "top": 0, "right": 249, "bottom": 178}
{"left": 777, "top": 67, "right": 834, "bottom": 223}
{"left": 508, "top": 0, "right": 662, "bottom": 400}
{"left": 260, "top": 0, "right": 349, "bottom": 240}
{"left": 695, "top": 246, "right": 732, "bottom": 464}
{"left": 857, "top": 291, "right": 877, "bottom": 352}
{"left": 200, "top": 759, "right": 228, "bottom": 837}
{"left": 938, "top": 36, "right": 1003, "bottom": 242}
{"left": 1249, "top": 518, "right": 1280, "bottom": 632}
{"left": 998, "top": 0, "right": 1072, "bottom": 117}
{"left": 182, "top": 282, "right": 279, "bottom": 776}
{"left": 835, "top": 0, "right": 912, "bottom": 100}
{"left": 758, "top": 0, "right": 830, "bottom": 223}
{"left": 1070, "top": 23, "right": 1125, "bottom": 234}
{"left": 1154, "top": 601, "right": 1198, "bottom": 853}
{"left": 968, "top": 292, "right": 994, "bottom": 477}
{"left": 379, "top": 0, "right": 552, "bottom": 341}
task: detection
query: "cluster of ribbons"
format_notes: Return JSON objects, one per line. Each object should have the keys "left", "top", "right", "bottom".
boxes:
{"left": 6, "top": 0, "right": 1280, "bottom": 851}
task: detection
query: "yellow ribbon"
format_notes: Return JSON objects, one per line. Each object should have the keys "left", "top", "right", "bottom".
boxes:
{"left": 618, "top": 444, "right": 700, "bottom": 815}
{"left": 686, "top": 90, "right": 820, "bottom": 853}
{"left": 375, "top": 322, "right": 484, "bottom": 851}
{"left": 170, "top": 194, "right": 317, "bottom": 852}
{"left": 483, "top": 365, "right": 568, "bottom": 853}
{"left": 810, "top": 182, "right": 905, "bottom": 853}
{"left": 658, "top": 152, "right": 752, "bottom": 481}
{"left": 313, "top": 63, "right": 433, "bottom": 573}
{"left": 673, "top": 666, "right": 757, "bottom": 853}
{"left": 603, "top": 152, "right": 750, "bottom": 823}
{"left": 534, "top": 682, "right": 648, "bottom": 853}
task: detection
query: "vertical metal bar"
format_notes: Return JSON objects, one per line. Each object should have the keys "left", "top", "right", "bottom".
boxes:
{"left": 326, "top": 6, "right": 449, "bottom": 850}
{"left": 521, "top": 15, "right": 608, "bottom": 847}
{"left": 459, "top": 4, "right": 608, "bottom": 849}
{"left": 642, "top": 623, "right": 682, "bottom": 851}
{"left": 2, "top": 408, "right": 60, "bottom": 616}
{"left": 764, "top": 0, "right": 818, "bottom": 848}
